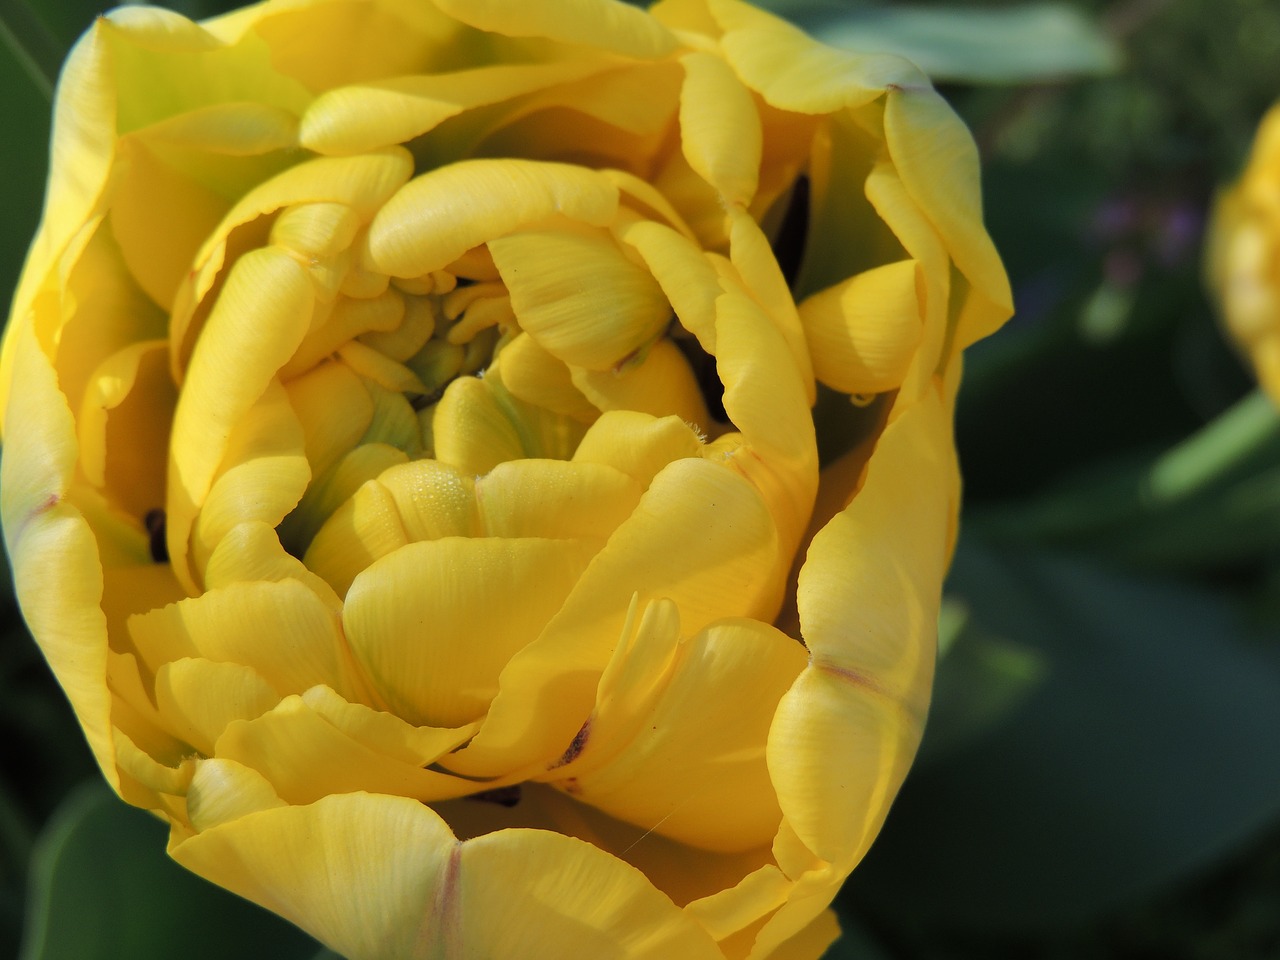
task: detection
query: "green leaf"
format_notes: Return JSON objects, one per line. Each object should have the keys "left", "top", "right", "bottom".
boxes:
{"left": 973, "top": 389, "right": 1280, "bottom": 570}
{"left": 844, "top": 538, "right": 1280, "bottom": 931}
{"left": 21, "top": 782, "right": 322, "bottom": 960}
{"left": 769, "top": 2, "right": 1121, "bottom": 84}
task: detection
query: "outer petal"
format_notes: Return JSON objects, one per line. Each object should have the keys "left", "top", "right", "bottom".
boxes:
{"left": 432, "top": 0, "right": 678, "bottom": 60}
{"left": 170, "top": 793, "right": 722, "bottom": 960}
{"left": 300, "top": 61, "right": 610, "bottom": 156}
{"left": 170, "top": 793, "right": 462, "bottom": 960}
{"left": 711, "top": 0, "right": 919, "bottom": 115}
{"left": 0, "top": 323, "right": 117, "bottom": 785}
{"left": 456, "top": 829, "right": 722, "bottom": 959}
{"left": 0, "top": 19, "right": 115, "bottom": 417}
{"left": 770, "top": 389, "right": 952, "bottom": 870}
{"left": 883, "top": 83, "right": 1013, "bottom": 346}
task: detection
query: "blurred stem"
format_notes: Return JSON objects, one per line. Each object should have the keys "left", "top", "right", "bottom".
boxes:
{"left": 0, "top": 0, "right": 62, "bottom": 101}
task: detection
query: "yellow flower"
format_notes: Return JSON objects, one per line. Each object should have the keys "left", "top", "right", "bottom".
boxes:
{"left": 1208, "top": 102, "right": 1280, "bottom": 398}
{"left": 0, "top": 0, "right": 1010, "bottom": 956}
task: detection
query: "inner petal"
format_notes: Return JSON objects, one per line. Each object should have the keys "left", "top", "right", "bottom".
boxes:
{"left": 342, "top": 536, "right": 594, "bottom": 727}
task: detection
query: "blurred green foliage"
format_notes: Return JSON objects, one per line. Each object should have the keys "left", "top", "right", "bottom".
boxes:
{"left": 2, "top": 0, "right": 1280, "bottom": 958}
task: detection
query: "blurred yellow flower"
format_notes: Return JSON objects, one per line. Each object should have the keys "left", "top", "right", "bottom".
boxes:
{"left": 0, "top": 0, "right": 1009, "bottom": 956}
{"left": 1209, "top": 103, "right": 1280, "bottom": 398}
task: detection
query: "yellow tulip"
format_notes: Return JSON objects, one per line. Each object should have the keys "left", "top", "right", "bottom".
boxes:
{"left": 0, "top": 0, "right": 1010, "bottom": 956}
{"left": 1209, "top": 103, "right": 1280, "bottom": 399}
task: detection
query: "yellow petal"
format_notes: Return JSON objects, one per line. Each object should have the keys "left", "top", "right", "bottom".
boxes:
{"left": 437, "top": 781, "right": 773, "bottom": 914}
{"left": 374, "top": 458, "right": 478, "bottom": 542}
{"left": 798, "top": 260, "right": 923, "bottom": 394}
{"left": 449, "top": 457, "right": 778, "bottom": 777}
{"left": 771, "top": 391, "right": 951, "bottom": 868}
{"left": 0, "top": 323, "right": 117, "bottom": 788}
{"left": 743, "top": 862, "right": 843, "bottom": 960}
{"left": 619, "top": 218, "right": 721, "bottom": 352}
{"left": 203, "top": 520, "right": 343, "bottom": 615}
{"left": 155, "top": 657, "right": 281, "bottom": 755}
{"left": 476, "top": 458, "right": 641, "bottom": 541}
{"left": 300, "top": 61, "right": 609, "bottom": 155}
{"left": 283, "top": 441, "right": 410, "bottom": 563}
{"left": 171, "top": 151, "right": 413, "bottom": 365}
{"left": 366, "top": 159, "right": 619, "bottom": 278}
{"left": 557, "top": 619, "right": 805, "bottom": 852}
{"left": 100, "top": 6, "right": 308, "bottom": 130}
{"left": 166, "top": 247, "right": 315, "bottom": 591}
{"left": 272, "top": 200, "right": 361, "bottom": 260}
{"left": 128, "top": 578, "right": 368, "bottom": 705}
{"left": 343, "top": 536, "right": 593, "bottom": 727}
{"left": 170, "top": 793, "right": 462, "bottom": 960}
{"left": 174, "top": 793, "right": 722, "bottom": 960}
{"left": 213, "top": 692, "right": 472, "bottom": 804}
{"left": 493, "top": 333, "right": 600, "bottom": 423}
{"left": 243, "top": 0, "right": 467, "bottom": 92}
{"left": 508, "top": 62, "right": 683, "bottom": 140}
{"left": 432, "top": 0, "right": 678, "bottom": 60}
{"left": 111, "top": 139, "right": 230, "bottom": 312}
{"left": 337, "top": 340, "right": 427, "bottom": 396}
{"left": 137, "top": 100, "right": 299, "bottom": 155}
{"left": 679, "top": 51, "right": 762, "bottom": 206}
{"left": 861, "top": 159, "right": 951, "bottom": 403}
{"left": 0, "top": 21, "right": 115, "bottom": 418}
{"left": 572, "top": 410, "right": 706, "bottom": 488}
{"left": 571, "top": 337, "right": 710, "bottom": 428}
{"left": 454, "top": 829, "right": 722, "bottom": 959}
{"left": 283, "top": 361, "right": 375, "bottom": 475}
{"left": 359, "top": 292, "right": 437, "bottom": 362}
{"left": 185, "top": 758, "right": 285, "bottom": 833}
{"left": 727, "top": 207, "right": 814, "bottom": 400}
{"left": 51, "top": 221, "right": 170, "bottom": 427}
{"left": 684, "top": 863, "right": 792, "bottom": 943}
{"left": 222, "top": 149, "right": 414, "bottom": 236}
{"left": 750, "top": 907, "right": 840, "bottom": 960}
{"left": 883, "top": 83, "right": 1013, "bottom": 344}
{"left": 358, "top": 379, "right": 426, "bottom": 456}
{"left": 712, "top": 0, "right": 919, "bottom": 114}
{"left": 302, "top": 473, "right": 411, "bottom": 597}
{"left": 605, "top": 168, "right": 700, "bottom": 242}
{"left": 112, "top": 725, "right": 194, "bottom": 802}
{"left": 300, "top": 684, "right": 477, "bottom": 772}
{"left": 431, "top": 376, "right": 527, "bottom": 475}
{"left": 490, "top": 226, "right": 672, "bottom": 371}
{"left": 189, "top": 381, "right": 311, "bottom": 581}
{"left": 77, "top": 339, "right": 175, "bottom": 520}
{"left": 711, "top": 285, "right": 818, "bottom": 560}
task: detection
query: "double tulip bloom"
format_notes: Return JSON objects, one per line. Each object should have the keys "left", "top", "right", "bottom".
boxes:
{"left": 0, "top": 0, "right": 1009, "bottom": 956}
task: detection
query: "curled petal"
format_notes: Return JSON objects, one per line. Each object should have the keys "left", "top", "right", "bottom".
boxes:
{"left": 367, "top": 160, "right": 620, "bottom": 278}
{"left": 772, "top": 391, "right": 952, "bottom": 868}
{"left": 798, "top": 260, "right": 922, "bottom": 395}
